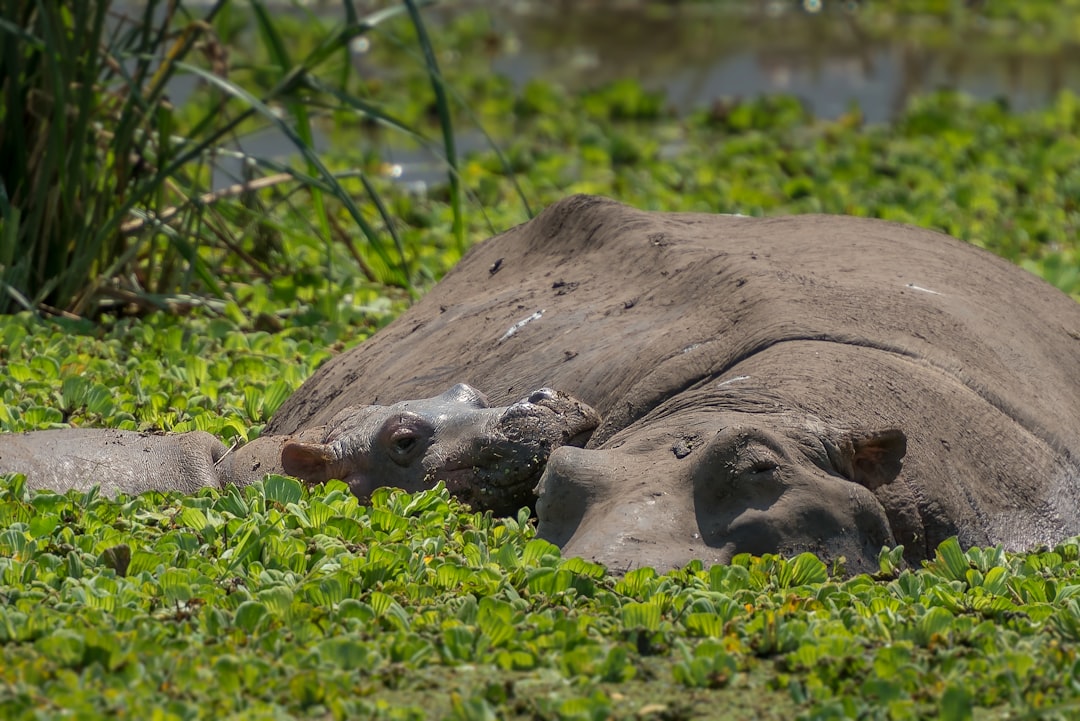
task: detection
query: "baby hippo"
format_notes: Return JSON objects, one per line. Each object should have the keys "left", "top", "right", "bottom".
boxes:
{"left": 0, "top": 384, "right": 599, "bottom": 516}
{"left": 280, "top": 384, "right": 599, "bottom": 515}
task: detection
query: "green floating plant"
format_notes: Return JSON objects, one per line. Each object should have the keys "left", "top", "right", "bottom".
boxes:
{"left": 3, "top": 473, "right": 1080, "bottom": 718}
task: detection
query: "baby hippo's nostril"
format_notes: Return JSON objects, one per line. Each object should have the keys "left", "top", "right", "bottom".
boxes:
{"left": 528, "top": 388, "right": 557, "bottom": 404}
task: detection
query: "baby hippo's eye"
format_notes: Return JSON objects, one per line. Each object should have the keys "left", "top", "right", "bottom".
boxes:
{"left": 380, "top": 412, "right": 434, "bottom": 467}
{"left": 389, "top": 431, "right": 419, "bottom": 464}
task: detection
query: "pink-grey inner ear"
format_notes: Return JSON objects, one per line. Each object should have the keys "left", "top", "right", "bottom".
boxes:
{"left": 847, "top": 429, "right": 907, "bottom": 490}
{"left": 281, "top": 441, "right": 338, "bottom": 484}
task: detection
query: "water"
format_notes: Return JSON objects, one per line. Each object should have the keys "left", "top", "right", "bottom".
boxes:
{"left": 483, "top": 3, "right": 1079, "bottom": 122}
{"left": 210, "top": 2, "right": 1080, "bottom": 187}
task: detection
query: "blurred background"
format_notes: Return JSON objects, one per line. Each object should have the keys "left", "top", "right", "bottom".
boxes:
{"left": 3, "top": 0, "right": 1078, "bottom": 322}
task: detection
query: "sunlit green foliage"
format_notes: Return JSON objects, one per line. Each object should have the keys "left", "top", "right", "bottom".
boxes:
{"left": 2, "top": 477, "right": 1080, "bottom": 719}
{"left": 3, "top": 1, "right": 1080, "bottom": 719}
{"left": 0, "top": 300, "right": 401, "bottom": 437}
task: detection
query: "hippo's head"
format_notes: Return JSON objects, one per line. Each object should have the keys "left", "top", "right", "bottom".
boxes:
{"left": 280, "top": 384, "right": 600, "bottom": 516}
{"left": 534, "top": 408, "right": 907, "bottom": 575}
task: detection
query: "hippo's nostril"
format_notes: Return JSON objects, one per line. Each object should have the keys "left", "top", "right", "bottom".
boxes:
{"left": 528, "top": 388, "right": 557, "bottom": 404}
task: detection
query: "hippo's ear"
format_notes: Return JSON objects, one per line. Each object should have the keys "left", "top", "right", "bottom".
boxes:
{"left": 281, "top": 441, "right": 338, "bottom": 484}
{"left": 828, "top": 429, "right": 907, "bottom": 491}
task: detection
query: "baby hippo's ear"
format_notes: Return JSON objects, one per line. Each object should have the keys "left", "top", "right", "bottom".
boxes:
{"left": 826, "top": 429, "right": 907, "bottom": 491}
{"left": 281, "top": 441, "right": 338, "bottom": 484}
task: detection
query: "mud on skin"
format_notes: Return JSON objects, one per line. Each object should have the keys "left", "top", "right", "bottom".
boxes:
{"left": 267, "top": 195, "right": 1080, "bottom": 575}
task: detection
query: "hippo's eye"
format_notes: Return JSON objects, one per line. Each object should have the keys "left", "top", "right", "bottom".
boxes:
{"left": 389, "top": 433, "right": 420, "bottom": 464}
{"left": 750, "top": 459, "right": 779, "bottom": 475}
{"left": 379, "top": 412, "right": 434, "bottom": 467}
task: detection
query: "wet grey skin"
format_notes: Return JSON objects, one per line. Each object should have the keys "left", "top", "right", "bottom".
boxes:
{"left": 280, "top": 384, "right": 601, "bottom": 516}
{"left": 0, "top": 384, "right": 600, "bottom": 518}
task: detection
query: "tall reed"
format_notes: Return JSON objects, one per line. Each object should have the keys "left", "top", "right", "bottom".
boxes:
{"left": 0, "top": 0, "right": 454, "bottom": 317}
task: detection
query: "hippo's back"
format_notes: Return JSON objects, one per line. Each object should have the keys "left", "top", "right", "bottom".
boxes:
{"left": 268, "top": 195, "right": 1080, "bottom": 461}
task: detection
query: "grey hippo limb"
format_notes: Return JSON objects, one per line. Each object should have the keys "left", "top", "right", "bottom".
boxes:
{"left": 0, "top": 428, "right": 236, "bottom": 496}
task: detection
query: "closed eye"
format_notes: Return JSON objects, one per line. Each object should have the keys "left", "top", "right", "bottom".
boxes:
{"left": 394, "top": 436, "right": 417, "bottom": 454}
{"left": 381, "top": 414, "right": 433, "bottom": 467}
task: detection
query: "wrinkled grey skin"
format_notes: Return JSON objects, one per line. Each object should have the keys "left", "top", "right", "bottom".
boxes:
{"left": 0, "top": 384, "right": 599, "bottom": 515}
{"left": 534, "top": 407, "right": 907, "bottom": 574}
{"left": 266, "top": 195, "right": 1080, "bottom": 575}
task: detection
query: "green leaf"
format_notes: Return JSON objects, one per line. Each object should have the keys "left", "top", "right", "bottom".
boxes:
{"left": 435, "top": 562, "right": 472, "bottom": 589}
{"left": 217, "top": 484, "right": 251, "bottom": 518}
{"left": 234, "top": 601, "right": 269, "bottom": 634}
{"left": 22, "top": 406, "right": 64, "bottom": 427}
{"left": 616, "top": 567, "right": 658, "bottom": 597}
{"left": 933, "top": 537, "right": 971, "bottom": 582}
{"left": 477, "top": 597, "right": 516, "bottom": 647}
{"left": 369, "top": 506, "right": 408, "bottom": 533}
{"left": 561, "top": 556, "right": 607, "bottom": 578}
{"left": 521, "top": 538, "right": 560, "bottom": 566}
{"left": 621, "top": 601, "right": 661, "bottom": 632}
{"left": 258, "top": 586, "right": 294, "bottom": 619}
{"left": 939, "top": 682, "right": 973, "bottom": 721}
{"left": 916, "top": 607, "right": 954, "bottom": 647}
{"left": 177, "top": 506, "right": 207, "bottom": 532}
{"left": 780, "top": 552, "right": 828, "bottom": 587}
{"left": 308, "top": 576, "right": 345, "bottom": 607}
{"left": 316, "top": 637, "right": 376, "bottom": 671}
{"left": 28, "top": 513, "right": 60, "bottom": 537}
{"left": 305, "top": 500, "right": 334, "bottom": 528}
{"left": 495, "top": 542, "right": 520, "bottom": 571}
{"left": 260, "top": 380, "right": 293, "bottom": 420}
{"left": 477, "top": 612, "right": 514, "bottom": 648}
{"left": 127, "top": 550, "right": 163, "bottom": 577}
{"left": 685, "top": 613, "right": 725, "bottom": 638}
{"left": 159, "top": 568, "right": 192, "bottom": 604}
{"left": 35, "top": 629, "right": 86, "bottom": 667}
{"left": 368, "top": 591, "right": 410, "bottom": 629}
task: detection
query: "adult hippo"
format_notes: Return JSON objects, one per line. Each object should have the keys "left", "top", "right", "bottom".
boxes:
{"left": 263, "top": 195, "right": 1080, "bottom": 574}
{"left": 0, "top": 385, "right": 599, "bottom": 517}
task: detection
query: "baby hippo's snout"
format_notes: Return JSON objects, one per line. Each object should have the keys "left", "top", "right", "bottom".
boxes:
{"left": 446, "top": 388, "right": 600, "bottom": 516}
{"left": 498, "top": 388, "right": 601, "bottom": 449}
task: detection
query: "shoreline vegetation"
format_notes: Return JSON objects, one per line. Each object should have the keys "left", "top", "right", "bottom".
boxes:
{"left": 2, "top": 1, "right": 1080, "bottom": 718}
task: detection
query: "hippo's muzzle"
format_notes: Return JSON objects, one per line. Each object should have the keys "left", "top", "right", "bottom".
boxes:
{"left": 439, "top": 388, "right": 600, "bottom": 516}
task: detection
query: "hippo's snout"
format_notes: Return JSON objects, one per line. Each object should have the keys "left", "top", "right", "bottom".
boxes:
{"left": 436, "top": 389, "right": 601, "bottom": 517}
{"left": 499, "top": 388, "right": 600, "bottom": 449}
